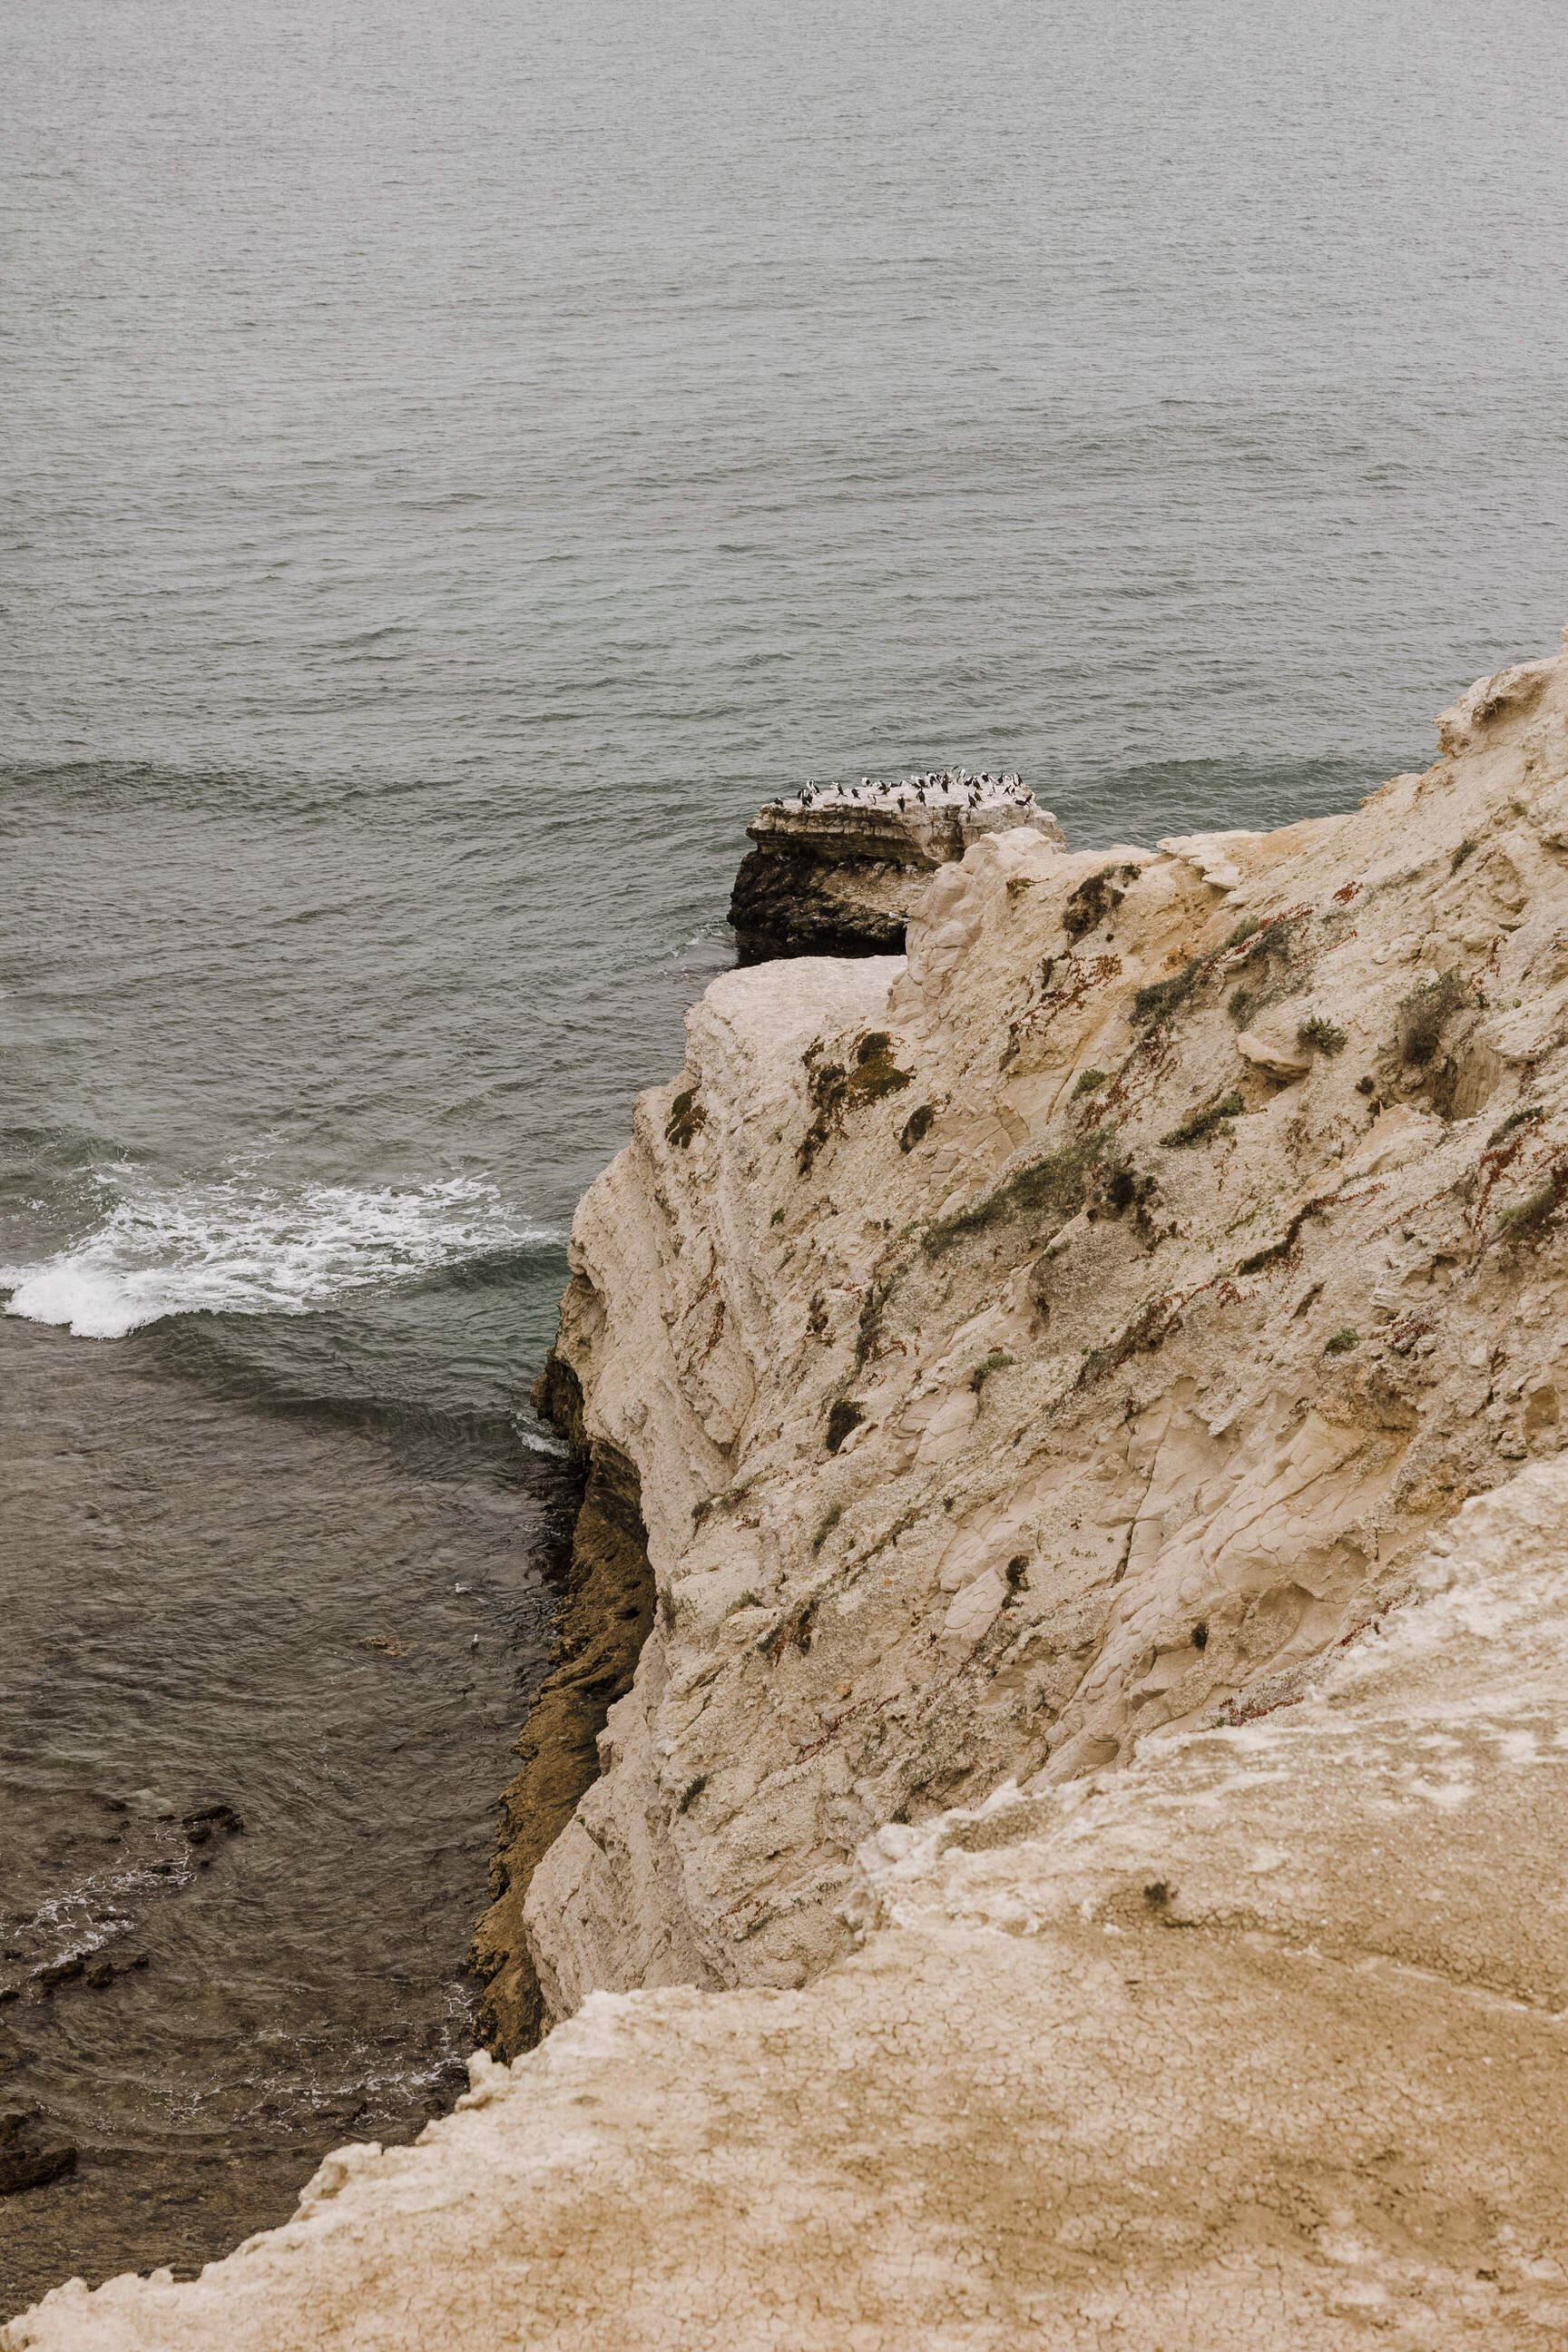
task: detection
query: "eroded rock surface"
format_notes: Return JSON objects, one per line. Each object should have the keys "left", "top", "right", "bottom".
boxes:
{"left": 12, "top": 1464, "right": 1566, "bottom": 2347}
{"left": 13, "top": 642, "right": 1568, "bottom": 2346}
{"left": 504, "top": 634, "right": 1568, "bottom": 2026}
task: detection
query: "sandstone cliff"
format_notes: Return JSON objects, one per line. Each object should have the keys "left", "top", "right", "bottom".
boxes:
{"left": 11, "top": 641, "right": 1568, "bottom": 2347}
{"left": 489, "top": 636, "right": 1568, "bottom": 2031}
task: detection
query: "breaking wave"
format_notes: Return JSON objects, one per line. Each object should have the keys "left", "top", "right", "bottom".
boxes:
{"left": 1, "top": 1168, "right": 556, "bottom": 1339}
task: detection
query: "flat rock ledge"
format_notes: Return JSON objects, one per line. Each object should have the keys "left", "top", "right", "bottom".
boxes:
{"left": 730, "top": 773, "right": 1062, "bottom": 962}
{"left": 9, "top": 1464, "right": 1567, "bottom": 2347}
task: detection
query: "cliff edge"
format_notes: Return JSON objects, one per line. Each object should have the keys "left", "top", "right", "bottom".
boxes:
{"left": 505, "top": 638, "right": 1568, "bottom": 2028}
{"left": 11, "top": 642, "right": 1568, "bottom": 2346}
{"left": 11, "top": 1464, "right": 1566, "bottom": 2346}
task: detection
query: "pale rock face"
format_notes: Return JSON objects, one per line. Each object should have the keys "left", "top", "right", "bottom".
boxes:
{"left": 13, "top": 644, "right": 1568, "bottom": 2347}
{"left": 12, "top": 1463, "right": 1567, "bottom": 2348}
{"left": 520, "top": 640, "right": 1568, "bottom": 2020}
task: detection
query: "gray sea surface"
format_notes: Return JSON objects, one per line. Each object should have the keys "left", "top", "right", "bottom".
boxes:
{"left": 4, "top": 0, "right": 1567, "bottom": 2309}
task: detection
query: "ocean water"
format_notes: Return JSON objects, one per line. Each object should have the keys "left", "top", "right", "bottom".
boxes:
{"left": 5, "top": 0, "right": 1568, "bottom": 2309}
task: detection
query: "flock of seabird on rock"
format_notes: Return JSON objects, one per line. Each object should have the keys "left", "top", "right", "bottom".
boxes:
{"left": 775, "top": 769, "right": 1032, "bottom": 814}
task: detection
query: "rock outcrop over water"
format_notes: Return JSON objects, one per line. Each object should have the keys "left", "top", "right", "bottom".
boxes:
{"left": 730, "top": 770, "right": 1061, "bottom": 961}
{"left": 12, "top": 642, "right": 1568, "bottom": 2347}
{"left": 11, "top": 1468, "right": 1568, "bottom": 2346}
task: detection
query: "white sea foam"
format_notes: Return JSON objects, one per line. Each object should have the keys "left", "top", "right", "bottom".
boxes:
{"left": 1, "top": 1169, "right": 554, "bottom": 1340}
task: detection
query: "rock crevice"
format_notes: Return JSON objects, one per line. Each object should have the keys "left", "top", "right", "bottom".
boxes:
{"left": 469, "top": 1356, "right": 654, "bottom": 2056}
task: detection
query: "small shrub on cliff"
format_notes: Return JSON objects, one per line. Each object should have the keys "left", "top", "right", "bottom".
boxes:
{"left": 1234, "top": 914, "right": 1302, "bottom": 972}
{"left": 1073, "top": 1067, "right": 1106, "bottom": 1098}
{"left": 1063, "top": 863, "right": 1139, "bottom": 939}
{"left": 1451, "top": 837, "right": 1476, "bottom": 873}
{"left": 811, "top": 1503, "right": 844, "bottom": 1551}
{"left": 665, "top": 1087, "right": 706, "bottom": 1148}
{"left": 1226, "top": 915, "right": 1307, "bottom": 1027}
{"left": 970, "top": 1349, "right": 1014, "bottom": 1393}
{"left": 923, "top": 1130, "right": 1105, "bottom": 1257}
{"left": 1489, "top": 1104, "right": 1544, "bottom": 1146}
{"left": 1161, "top": 1091, "right": 1243, "bottom": 1149}
{"left": 1298, "top": 1016, "right": 1347, "bottom": 1056}
{"left": 1324, "top": 1328, "right": 1359, "bottom": 1355}
{"left": 852, "top": 1031, "right": 914, "bottom": 1103}
{"left": 1132, "top": 958, "right": 1206, "bottom": 1027}
{"left": 1397, "top": 969, "right": 1467, "bottom": 1065}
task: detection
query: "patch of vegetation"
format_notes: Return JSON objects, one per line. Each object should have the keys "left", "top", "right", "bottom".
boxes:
{"left": 1132, "top": 957, "right": 1207, "bottom": 1028}
{"left": 1223, "top": 916, "right": 1261, "bottom": 948}
{"left": 810, "top": 1504, "right": 843, "bottom": 1553}
{"left": 678, "top": 1773, "right": 709, "bottom": 1812}
{"left": 1235, "top": 914, "right": 1301, "bottom": 971}
{"left": 1398, "top": 968, "right": 1468, "bottom": 1065}
{"left": 1073, "top": 1067, "right": 1107, "bottom": 1098}
{"left": 1075, "top": 1290, "right": 1177, "bottom": 1387}
{"left": 1324, "top": 1328, "right": 1359, "bottom": 1355}
{"left": 1499, "top": 1179, "right": 1565, "bottom": 1248}
{"left": 761, "top": 1597, "right": 819, "bottom": 1660}
{"left": 825, "top": 1398, "right": 865, "bottom": 1454}
{"left": 1161, "top": 1091, "right": 1243, "bottom": 1149}
{"left": 970, "top": 1349, "right": 1014, "bottom": 1393}
{"left": 1235, "top": 1193, "right": 1330, "bottom": 1276}
{"left": 1226, "top": 915, "right": 1308, "bottom": 1027}
{"left": 1298, "top": 1015, "right": 1347, "bottom": 1055}
{"left": 923, "top": 1130, "right": 1106, "bottom": 1257}
{"left": 899, "top": 1101, "right": 936, "bottom": 1153}
{"left": 1063, "top": 862, "right": 1140, "bottom": 939}
{"left": 799, "top": 1032, "right": 913, "bottom": 1173}
{"left": 1488, "top": 1104, "right": 1544, "bottom": 1146}
{"left": 665, "top": 1086, "right": 705, "bottom": 1148}
{"left": 723, "top": 1592, "right": 763, "bottom": 1618}
{"left": 851, "top": 1031, "right": 914, "bottom": 1102}
{"left": 1451, "top": 837, "right": 1476, "bottom": 873}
